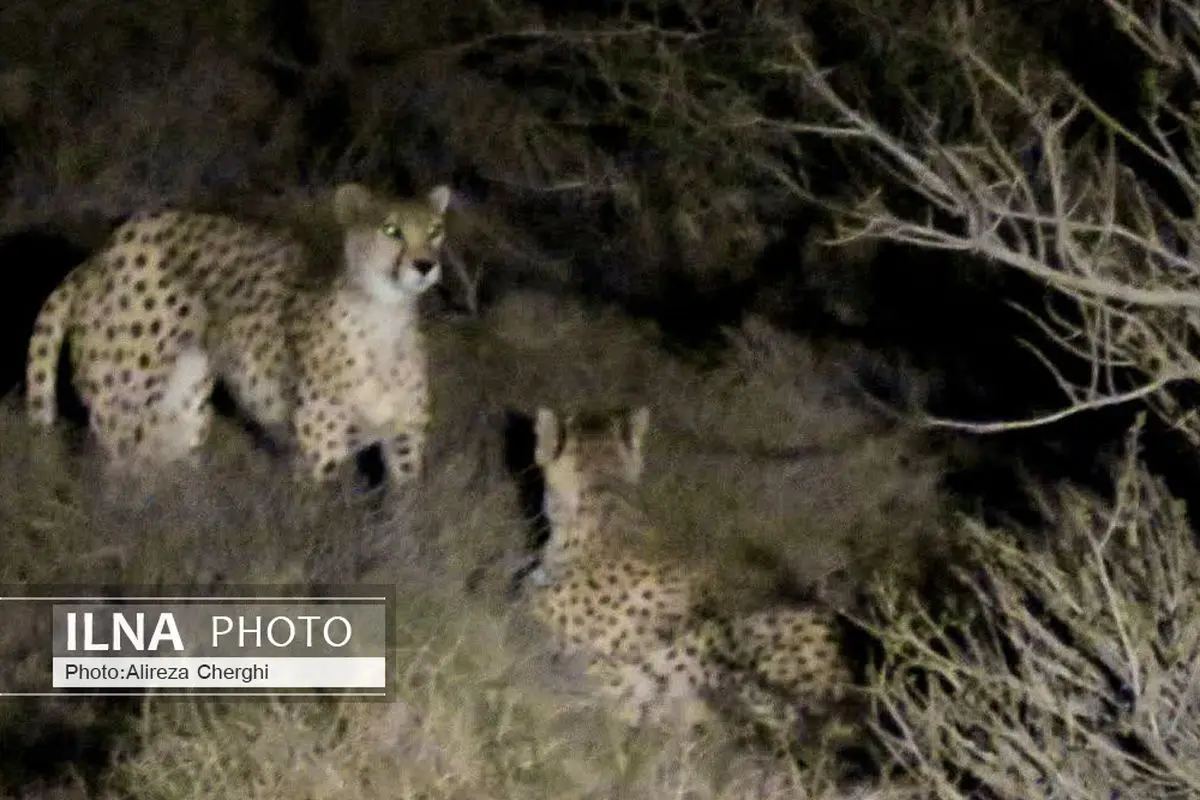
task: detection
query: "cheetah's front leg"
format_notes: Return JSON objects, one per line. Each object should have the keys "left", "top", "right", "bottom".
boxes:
{"left": 381, "top": 421, "right": 426, "bottom": 486}
{"left": 291, "top": 396, "right": 358, "bottom": 483}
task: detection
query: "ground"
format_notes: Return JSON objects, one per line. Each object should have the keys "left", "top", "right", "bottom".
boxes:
{"left": 0, "top": 287, "right": 946, "bottom": 799}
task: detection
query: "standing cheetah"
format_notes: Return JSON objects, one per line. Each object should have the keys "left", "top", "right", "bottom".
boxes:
{"left": 282, "top": 183, "right": 448, "bottom": 483}
{"left": 518, "top": 405, "right": 858, "bottom": 746}
{"left": 26, "top": 183, "right": 450, "bottom": 482}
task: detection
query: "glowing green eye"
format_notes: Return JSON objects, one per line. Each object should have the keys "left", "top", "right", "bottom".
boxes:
{"left": 381, "top": 223, "right": 403, "bottom": 240}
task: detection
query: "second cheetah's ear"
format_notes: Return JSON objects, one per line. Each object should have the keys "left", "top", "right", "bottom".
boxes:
{"left": 623, "top": 406, "right": 650, "bottom": 461}
{"left": 534, "top": 407, "right": 563, "bottom": 467}
{"left": 427, "top": 185, "right": 453, "bottom": 216}
{"left": 333, "top": 183, "right": 377, "bottom": 226}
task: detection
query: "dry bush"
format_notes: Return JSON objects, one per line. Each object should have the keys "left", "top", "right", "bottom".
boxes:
{"left": 755, "top": 0, "right": 1200, "bottom": 444}
{"left": 646, "top": 318, "right": 949, "bottom": 609}
{"left": 415, "top": 0, "right": 1047, "bottom": 309}
{"left": 0, "top": 0, "right": 303, "bottom": 225}
{"left": 0, "top": 0, "right": 1054, "bottom": 321}
{"left": 0, "top": 1, "right": 555, "bottom": 252}
{"left": 460, "top": 292, "right": 951, "bottom": 608}
{"left": 861, "top": 422, "right": 1200, "bottom": 798}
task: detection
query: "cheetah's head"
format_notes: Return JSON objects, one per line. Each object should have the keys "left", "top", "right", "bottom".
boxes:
{"left": 333, "top": 182, "right": 452, "bottom": 301}
{"left": 533, "top": 406, "right": 650, "bottom": 518}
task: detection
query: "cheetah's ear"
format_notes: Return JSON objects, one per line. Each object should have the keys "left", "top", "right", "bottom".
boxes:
{"left": 534, "top": 407, "right": 563, "bottom": 467}
{"left": 427, "top": 185, "right": 453, "bottom": 216}
{"left": 623, "top": 406, "right": 650, "bottom": 465}
{"left": 333, "top": 183, "right": 377, "bottom": 226}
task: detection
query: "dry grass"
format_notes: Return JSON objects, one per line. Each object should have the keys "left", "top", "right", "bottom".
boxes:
{"left": 0, "top": 289, "right": 946, "bottom": 799}
{"left": 860, "top": 427, "right": 1200, "bottom": 799}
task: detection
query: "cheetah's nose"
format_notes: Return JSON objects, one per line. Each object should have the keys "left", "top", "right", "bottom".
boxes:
{"left": 413, "top": 259, "right": 436, "bottom": 276}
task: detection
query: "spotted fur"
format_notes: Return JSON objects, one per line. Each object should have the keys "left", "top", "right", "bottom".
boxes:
{"left": 26, "top": 246, "right": 214, "bottom": 466}
{"left": 26, "top": 183, "right": 450, "bottom": 481}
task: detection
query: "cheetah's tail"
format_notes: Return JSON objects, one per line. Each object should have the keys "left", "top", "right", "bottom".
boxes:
{"left": 26, "top": 275, "right": 77, "bottom": 427}
{"left": 161, "top": 347, "right": 213, "bottom": 417}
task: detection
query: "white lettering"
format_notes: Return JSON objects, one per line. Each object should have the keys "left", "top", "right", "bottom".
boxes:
{"left": 65, "top": 612, "right": 186, "bottom": 652}
{"left": 324, "top": 616, "right": 352, "bottom": 647}
{"left": 239, "top": 615, "right": 262, "bottom": 648}
{"left": 84, "top": 612, "right": 108, "bottom": 651}
{"left": 211, "top": 616, "right": 233, "bottom": 647}
{"left": 266, "top": 616, "right": 295, "bottom": 647}
{"left": 298, "top": 615, "right": 320, "bottom": 646}
{"left": 206, "top": 615, "right": 357, "bottom": 650}
{"left": 112, "top": 613, "right": 143, "bottom": 651}
{"left": 147, "top": 613, "right": 185, "bottom": 651}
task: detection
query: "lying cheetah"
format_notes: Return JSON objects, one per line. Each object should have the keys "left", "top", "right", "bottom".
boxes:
{"left": 27, "top": 183, "right": 450, "bottom": 482}
{"left": 519, "top": 406, "right": 856, "bottom": 746}
{"left": 26, "top": 246, "right": 215, "bottom": 467}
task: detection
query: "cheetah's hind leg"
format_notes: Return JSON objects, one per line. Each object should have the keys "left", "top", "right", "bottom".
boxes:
{"left": 136, "top": 346, "right": 216, "bottom": 466}
{"left": 161, "top": 347, "right": 215, "bottom": 458}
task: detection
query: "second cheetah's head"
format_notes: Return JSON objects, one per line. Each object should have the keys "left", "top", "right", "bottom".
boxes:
{"left": 534, "top": 406, "right": 650, "bottom": 516}
{"left": 334, "top": 182, "right": 452, "bottom": 301}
